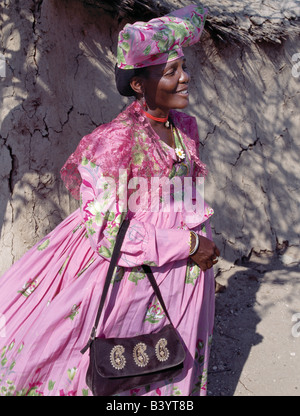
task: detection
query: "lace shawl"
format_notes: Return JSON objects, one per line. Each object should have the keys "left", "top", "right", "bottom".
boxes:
{"left": 60, "top": 100, "right": 207, "bottom": 200}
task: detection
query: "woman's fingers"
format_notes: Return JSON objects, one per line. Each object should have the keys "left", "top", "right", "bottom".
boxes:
{"left": 190, "top": 234, "right": 221, "bottom": 271}
{"left": 214, "top": 247, "right": 221, "bottom": 257}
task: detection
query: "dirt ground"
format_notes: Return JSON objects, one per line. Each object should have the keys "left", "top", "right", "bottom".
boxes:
{"left": 207, "top": 250, "right": 300, "bottom": 396}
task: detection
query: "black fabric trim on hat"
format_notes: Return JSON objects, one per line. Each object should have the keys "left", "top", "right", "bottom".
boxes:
{"left": 115, "top": 65, "right": 136, "bottom": 97}
{"left": 115, "top": 65, "right": 149, "bottom": 97}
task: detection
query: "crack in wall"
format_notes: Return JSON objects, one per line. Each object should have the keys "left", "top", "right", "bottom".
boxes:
{"left": 30, "top": 0, "right": 43, "bottom": 78}
{"left": 1, "top": 0, "right": 299, "bottom": 275}
{"left": 0, "top": 132, "right": 17, "bottom": 196}
{"left": 230, "top": 136, "right": 261, "bottom": 166}
{"left": 53, "top": 105, "right": 74, "bottom": 133}
{"left": 6, "top": 143, "right": 18, "bottom": 194}
{"left": 201, "top": 125, "right": 217, "bottom": 146}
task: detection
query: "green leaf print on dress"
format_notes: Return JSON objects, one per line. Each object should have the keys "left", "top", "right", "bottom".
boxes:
{"left": 37, "top": 239, "right": 50, "bottom": 251}
{"left": 171, "top": 386, "right": 182, "bottom": 396}
{"left": 128, "top": 266, "right": 146, "bottom": 285}
{"left": 190, "top": 335, "right": 213, "bottom": 395}
{"left": 98, "top": 245, "right": 112, "bottom": 258}
{"left": 0, "top": 341, "right": 25, "bottom": 396}
{"left": 67, "top": 367, "right": 77, "bottom": 381}
{"left": 59, "top": 256, "right": 70, "bottom": 275}
{"left": 111, "top": 266, "right": 124, "bottom": 284}
{"left": 77, "top": 258, "right": 95, "bottom": 278}
{"left": 0, "top": 353, "right": 86, "bottom": 396}
{"left": 80, "top": 163, "right": 127, "bottom": 259}
{"left": 144, "top": 297, "right": 165, "bottom": 324}
{"left": 185, "top": 259, "right": 200, "bottom": 285}
{"left": 18, "top": 278, "right": 39, "bottom": 297}
{"left": 143, "top": 260, "right": 158, "bottom": 267}
{"left": 64, "top": 304, "right": 80, "bottom": 320}
{"left": 48, "top": 380, "right": 55, "bottom": 391}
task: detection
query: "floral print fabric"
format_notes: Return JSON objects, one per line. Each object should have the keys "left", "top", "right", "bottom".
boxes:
{"left": 117, "top": 5, "right": 207, "bottom": 69}
{"left": 0, "top": 102, "right": 215, "bottom": 396}
{"left": 60, "top": 100, "right": 207, "bottom": 200}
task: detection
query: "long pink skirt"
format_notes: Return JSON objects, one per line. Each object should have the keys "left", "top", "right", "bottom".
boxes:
{"left": 0, "top": 208, "right": 215, "bottom": 396}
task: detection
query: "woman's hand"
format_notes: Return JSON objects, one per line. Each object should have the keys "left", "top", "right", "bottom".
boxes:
{"left": 190, "top": 233, "right": 220, "bottom": 271}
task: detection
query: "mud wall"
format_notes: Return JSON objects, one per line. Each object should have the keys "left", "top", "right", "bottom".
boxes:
{"left": 0, "top": 0, "right": 299, "bottom": 274}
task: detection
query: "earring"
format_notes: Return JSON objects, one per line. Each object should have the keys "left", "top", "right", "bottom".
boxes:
{"left": 142, "top": 95, "right": 148, "bottom": 111}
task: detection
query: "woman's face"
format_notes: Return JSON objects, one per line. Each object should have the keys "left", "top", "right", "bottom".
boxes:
{"left": 134, "top": 57, "right": 190, "bottom": 113}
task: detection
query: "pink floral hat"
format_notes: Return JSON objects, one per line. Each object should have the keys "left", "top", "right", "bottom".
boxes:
{"left": 117, "top": 5, "right": 208, "bottom": 69}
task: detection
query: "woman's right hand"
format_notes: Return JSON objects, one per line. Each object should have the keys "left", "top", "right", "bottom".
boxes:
{"left": 190, "top": 233, "right": 220, "bottom": 271}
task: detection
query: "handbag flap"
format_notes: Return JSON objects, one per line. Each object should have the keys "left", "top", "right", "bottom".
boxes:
{"left": 92, "top": 324, "right": 186, "bottom": 378}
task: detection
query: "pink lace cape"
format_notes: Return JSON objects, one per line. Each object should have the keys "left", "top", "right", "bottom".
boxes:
{"left": 60, "top": 100, "right": 207, "bottom": 200}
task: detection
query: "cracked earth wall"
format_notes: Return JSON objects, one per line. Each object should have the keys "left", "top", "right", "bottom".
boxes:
{"left": 0, "top": 0, "right": 299, "bottom": 275}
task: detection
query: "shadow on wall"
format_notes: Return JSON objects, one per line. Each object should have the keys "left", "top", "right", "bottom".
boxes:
{"left": 1, "top": 1, "right": 299, "bottom": 270}
{"left": 186, "top": 35, "right": 299, "bottom": 267}
{"left": 0, "top": 0, "right": 130, "bottom": 272}
{"left": 186, "top": 34, "right": 300, "bottom": 396}
{"left": 0, "top": 0, "right": 299, "bottom": 397}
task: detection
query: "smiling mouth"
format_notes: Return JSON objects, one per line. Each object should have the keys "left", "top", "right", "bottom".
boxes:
{"left": 175, "top": 89, "right": 189, "bottom": 95}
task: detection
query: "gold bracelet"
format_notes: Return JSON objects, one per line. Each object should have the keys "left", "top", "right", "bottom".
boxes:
{"left": 189, "top": 231, "right": 199, "bottom": 255}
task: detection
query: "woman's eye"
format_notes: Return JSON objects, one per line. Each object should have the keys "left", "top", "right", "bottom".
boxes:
{"left": 165, "top": 69, "right": 176, "bottom": 76}
{"left": 165, "top": 65, "right": 188, "bottom": 76}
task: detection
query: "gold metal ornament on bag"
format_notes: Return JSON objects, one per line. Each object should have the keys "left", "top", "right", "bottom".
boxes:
{"left": 80, "top": 220, "right": 186, "bottom": 396}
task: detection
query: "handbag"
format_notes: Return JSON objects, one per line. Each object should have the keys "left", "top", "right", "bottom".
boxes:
{"left": 80, "top": 220, "right": 186, "bottom": 396}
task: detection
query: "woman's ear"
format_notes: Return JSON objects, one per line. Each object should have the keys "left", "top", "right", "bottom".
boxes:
{"left": 130, "top": 76, "right": 144, "bottom": 96}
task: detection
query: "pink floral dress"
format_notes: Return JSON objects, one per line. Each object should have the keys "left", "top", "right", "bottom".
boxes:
{"left": 0, "top": 101, "right": 215, "bottom": 396}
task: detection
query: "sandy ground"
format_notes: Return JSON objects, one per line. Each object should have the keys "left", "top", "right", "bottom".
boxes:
{"left": 207, "top": 251, "right": 300, "bottom": 396}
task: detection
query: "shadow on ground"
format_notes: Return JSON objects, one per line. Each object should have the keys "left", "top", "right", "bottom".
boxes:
{"left": 207, "top": 248, "right": 299, "bottom": 396}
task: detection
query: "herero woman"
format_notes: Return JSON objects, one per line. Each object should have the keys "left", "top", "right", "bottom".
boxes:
{"left": 0, "top": 5, "right": 220, "bottom": 396}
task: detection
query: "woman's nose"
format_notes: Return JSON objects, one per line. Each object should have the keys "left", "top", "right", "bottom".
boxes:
{"left": 179, "top": 67, "right": 190, "bottom": 83}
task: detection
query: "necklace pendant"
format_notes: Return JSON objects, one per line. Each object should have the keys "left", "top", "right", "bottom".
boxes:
{"left": 175, "top": 147, "right": 185, "bottom": 160}
{"left": 164, "top": 120, "right": 170, "bottom": 129}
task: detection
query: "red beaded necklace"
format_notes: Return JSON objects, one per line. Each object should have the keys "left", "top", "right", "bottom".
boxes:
{"left": 142, "top": 109, "right": 168, "bottom": 123}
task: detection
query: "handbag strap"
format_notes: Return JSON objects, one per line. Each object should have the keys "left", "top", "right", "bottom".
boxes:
{"left": 141, "top": 264, "right": 174, "bottom": 325}
{"left": 81, "top": 220, "right": 174, "bottom": 354}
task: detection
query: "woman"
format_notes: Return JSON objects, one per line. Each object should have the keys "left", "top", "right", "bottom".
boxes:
{"left": 0, "top": 5, "right": 219, "bottom": 396}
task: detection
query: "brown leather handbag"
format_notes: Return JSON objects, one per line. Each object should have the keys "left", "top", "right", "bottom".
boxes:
{"left": 80, "top": 220, "right": 186, "bottom": 396}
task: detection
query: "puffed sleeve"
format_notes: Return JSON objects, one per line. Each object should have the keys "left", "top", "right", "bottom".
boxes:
{"left": 79, "top": 158, "right": 191, "bottom": 268}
